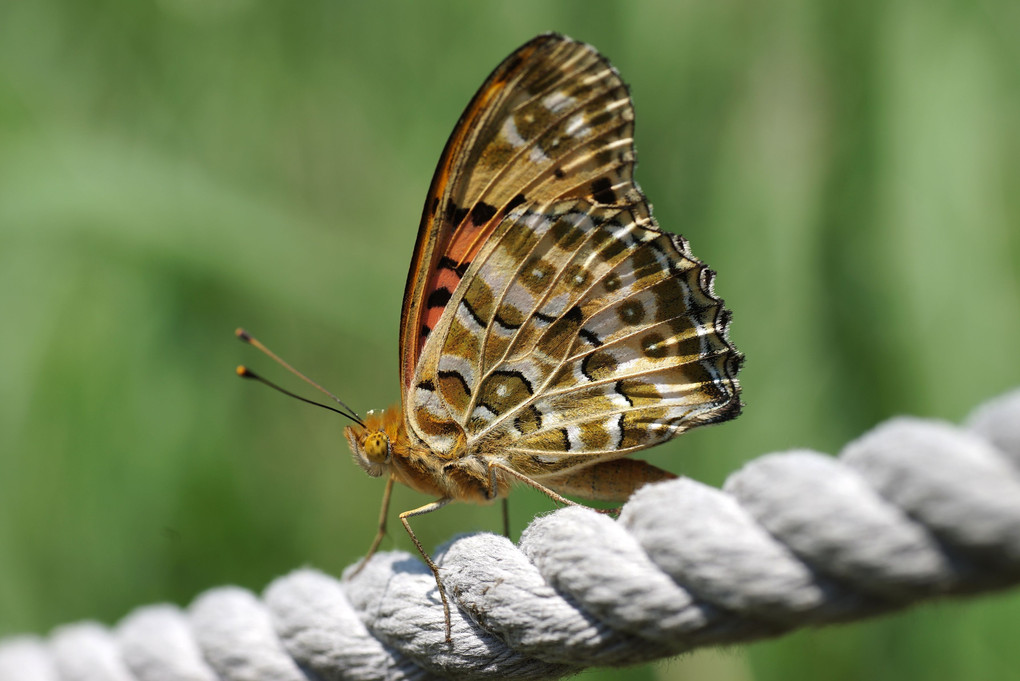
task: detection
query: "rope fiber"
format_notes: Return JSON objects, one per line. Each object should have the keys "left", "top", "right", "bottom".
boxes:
{"left": 3, "top": 389, "right": 1020, "bottom": 680}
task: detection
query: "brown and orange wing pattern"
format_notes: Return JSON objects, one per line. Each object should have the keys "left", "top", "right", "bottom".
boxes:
{"left": 400, "top": 33, "right": 642, "bottom": 395}
{"left": 402, "top": 35, "right": 742, "bottom": 462}
{"left": 410, "top": 198, "right": 742, "bottom": 469}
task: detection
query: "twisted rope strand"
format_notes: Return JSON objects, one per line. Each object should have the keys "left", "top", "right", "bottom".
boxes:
{"left": 2, "top": 389, "right": 1019, "bottom": 681}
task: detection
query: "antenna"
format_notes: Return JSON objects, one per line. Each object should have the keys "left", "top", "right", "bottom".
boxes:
{"left": 235, "top": 366, "right": 364, "bottom": 426}
{"left": 235, "top": 328, "right": 365, "bottom": 427}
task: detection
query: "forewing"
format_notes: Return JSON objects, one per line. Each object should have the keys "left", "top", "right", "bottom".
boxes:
{"left": 400, "top": 34, "right": 640, "bottom": 394}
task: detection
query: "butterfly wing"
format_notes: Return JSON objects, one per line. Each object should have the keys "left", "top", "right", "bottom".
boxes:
{"left": 402, "top": 34, "right": 741, "bottom": 466}
{"left": 411, "top": 197, "right": 742, "bottom": 468}
{"left": 400, "top": 33, "right": 641, "bottom": 394}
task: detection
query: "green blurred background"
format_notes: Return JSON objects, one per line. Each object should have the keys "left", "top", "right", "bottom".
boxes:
{"left": 1, "top": 1, "right": 1018, "bottom": 679}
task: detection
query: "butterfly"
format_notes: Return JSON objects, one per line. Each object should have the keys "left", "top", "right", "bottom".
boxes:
{"left": 240, "top": 32, "right": 742, "bottom": 642}
{"left": 343, "top": 32, "right": 742, "bottom": 640}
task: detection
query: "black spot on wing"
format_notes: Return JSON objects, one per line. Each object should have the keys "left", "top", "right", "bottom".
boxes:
{"left": 591, "top": 177, "right": 616, "bottom": 204}
{"left": 559, "top": 428, "right": 570, "bottom": 450}
{"left": 445, "top": 202, "right": 469, "bottom": 226}
{"left": 420, "top": 324, "right": 431, "bottom": 339}
{"left": 578, "top": 326, "right": 602, "bottom": 347}
{"left": 427, "top": 287, "right": 453, "bottom": 309}
{"left": 470, "top": 202, "right": 497, "bottom": 224}
{"left": 579, "top": 352, "right": 601, "bottom": 382}
{"left": 503, "top": 54, "right": 524, "bottom": 74}
{"left": 506, "top": 193, "right": 527, "bottom": 212}
{"left": 438, "top": 256, "right": 469, "bottom": 277}
{"left": 533, "top": 311, "right": 556, "bottom": 324}
{"left": 418, "top": 379, "right": 436, "bottom": 392}
{"left": 554, "top": 167, "right": 566, "bottom": 179}
{"left": 562, "top": 305, "right": 583, "bottom": 325}
{"left": 533, "top": 305, "right": 583, "bottom": 330}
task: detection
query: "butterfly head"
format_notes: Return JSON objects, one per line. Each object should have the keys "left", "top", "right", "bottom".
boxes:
{"left": 343, "top": 405, "right": 402, "bottom": 478}
{"left": 344, "top": 427, "right": 390, "bottom": 477}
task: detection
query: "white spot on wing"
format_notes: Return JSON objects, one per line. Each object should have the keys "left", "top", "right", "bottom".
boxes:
{"left": 542, "top": 91, "right": 576, "bottom": 113}
{"left": 566, "top": 425, "right": 584, "bottom": 451}
{"left": 469, "top": 403, "right": 497, "bottom": 425}
{"left": 501, "top": 117, "right": 526, "bottom": 147}
{"left": 415, "top": 385, "right": 447, "bottom": 419}
{"left": 607, "top": 414, "right": 623, "bottom": 448}
{"left": 529, "top": 145, "right": 551, "bottom": 164}
{"left": 605, "top": 97, "right": 630, "bottom": 112}
{"left": 565, "top": 114, "right": 591, "bottom": 138}
{"left": 582, "top": 68, "right": 613, "bottom": 86}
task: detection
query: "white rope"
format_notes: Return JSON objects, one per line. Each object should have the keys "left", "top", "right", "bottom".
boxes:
{"left": 3, "top": 388, "right": 1020, "bottom": 681}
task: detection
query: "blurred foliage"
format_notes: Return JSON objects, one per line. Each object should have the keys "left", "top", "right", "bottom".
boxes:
{"left": 1, "top": 1, "right": 1018, "bottom": 679}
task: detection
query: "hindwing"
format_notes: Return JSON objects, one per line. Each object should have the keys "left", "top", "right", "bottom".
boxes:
{"left": 408, "top": 197, "right": 741, "bottom": 472}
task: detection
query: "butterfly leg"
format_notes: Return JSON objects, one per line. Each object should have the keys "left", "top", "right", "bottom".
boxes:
{"left": 349, "top": 474, "right": 396, "bottom": 577}
{"left": 487, "top": 460, "right": 581, "bottom": 508}
{"left": 399, "top": 497, "right": 455, "bottom": 643}
{"left": 501, "top": 497, "right": 511, "bottom": 538}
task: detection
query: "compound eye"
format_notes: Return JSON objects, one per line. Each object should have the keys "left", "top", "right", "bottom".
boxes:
{"left": 362, "top": 431, "right": 389, "bottom": 463}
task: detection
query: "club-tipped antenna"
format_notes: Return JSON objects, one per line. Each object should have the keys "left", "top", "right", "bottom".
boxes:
{"left": 235, "top": 366, "right": 365, "bottom": 426}
{"left": 235, "top": 328, "right": 365, "bottom": 426}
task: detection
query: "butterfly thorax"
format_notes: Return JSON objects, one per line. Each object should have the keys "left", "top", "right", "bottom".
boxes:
{"left": 344, "top": 404, "right": 509, "bottom": 504}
